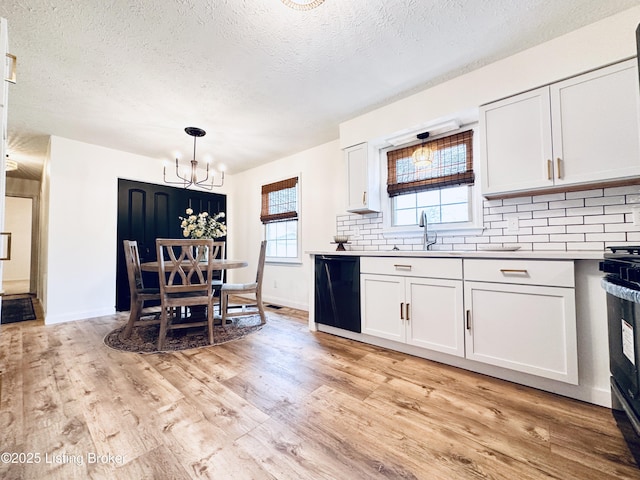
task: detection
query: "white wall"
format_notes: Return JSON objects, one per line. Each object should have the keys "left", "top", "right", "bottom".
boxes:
{"left": 229, "top": 140, "right": 345, "bottom": 310}
{"left": 42, "top": 136, "right": 233, "bottom": 324}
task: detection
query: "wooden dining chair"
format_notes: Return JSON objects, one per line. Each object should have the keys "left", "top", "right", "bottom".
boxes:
{"left": 123, "top": 240, "right": 161, "bottom": 338}
{"left": 210, "top": 240, "right": 226, "bottom": 291}
{"left": 220, "top": 240, "right": 267, "bottom": 325}
{"left": 156, "top": 238, "right": 216, "bottom": 350}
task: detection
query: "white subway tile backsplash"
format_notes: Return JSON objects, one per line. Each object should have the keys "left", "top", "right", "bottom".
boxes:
{"left": 549, "top": 233, "right": 585, "bottom": 242}
{"left": 584, "top": 214, "right": 624, "bottom": 224}
{"left": 533, "top": 225, "right": 566, "bottom": 234}
{"left": 566, "top": 189, "right": 603, "bottom": 199}
{"left": 566, "top": 206, "right": 604, "bottom": 216}
{"left": 604, "top": 185, "right": 640, "bottom": 196}
{"left": 548, "top": 216, "right": 584, "bottom": 226}
{"left": 567, "top": 224, "right": 604, "bottom": 234}
{"left": 532, "top": 192, "right": 565, "bottom": 202}
{"left": 532, "top": 209, "right": 566, "bottom": 218}
{"left": 338, "top": 184, "right": 637, "bottom": 253}
{"left": 584, "top": 195, "right": 625, "bottom": 206}
{"left": 489, "top": 205, "right": 517, "bottom": 214}
{"left": 517, "top": 203, "right": 549, "bottom": 212}
{"left": 503, "top": 196, "right": 532, "bottom": 206}
{"left": 605, "top": 222, "right": 640, "bottom": 233}
{"left": 604, "top": 204, "right": 637, "bottom": 214}
{"left": 549, "top": 199, "right": 584, "bottom": 209}
{"left": 566, "top": 242, "right": 605, "bottom": 250}
{"left": 585, "top": 232, "right": 626, "bottom": 242}
{"left": 520, "top": 218, "right": 549, "bottom": 227}
{"left": 518, "top": 234, "right": 550, "bottom": 243}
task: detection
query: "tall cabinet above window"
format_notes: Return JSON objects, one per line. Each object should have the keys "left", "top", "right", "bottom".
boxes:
{"left": 480, "top": 59, "right": 640, "bottom": 197}
{"left": 345, "top": 142, "right": 380, "bottom": 213}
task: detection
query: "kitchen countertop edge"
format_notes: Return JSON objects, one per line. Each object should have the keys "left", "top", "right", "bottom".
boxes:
{"left": 307, "top": 250, "right": 603, "bottom": 260}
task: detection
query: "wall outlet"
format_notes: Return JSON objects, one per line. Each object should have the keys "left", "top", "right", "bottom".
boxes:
{"left": 633, "top": 207, "right": 640, "bottom": 227}
{"left": 506, "top": 217, "right": 519, "bottom": 233}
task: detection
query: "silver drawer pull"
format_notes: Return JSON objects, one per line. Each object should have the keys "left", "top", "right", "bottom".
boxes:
{"left": 394, "top": 264, "right": 412, "bottom": 270}
{"left": 500, "top": 269, "right": 528, "bottom": 274}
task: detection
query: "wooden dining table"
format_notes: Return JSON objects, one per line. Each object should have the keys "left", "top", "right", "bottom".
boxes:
{"left": 140, "top": 258, "right": 248, "bottom": 273}
{"left": 140, "top": 258, "right": 248, "bottom": 324}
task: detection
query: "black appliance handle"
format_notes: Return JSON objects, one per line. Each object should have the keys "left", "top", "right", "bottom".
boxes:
{"left": 318, "top": 255, "right": 357, "bottom": 262}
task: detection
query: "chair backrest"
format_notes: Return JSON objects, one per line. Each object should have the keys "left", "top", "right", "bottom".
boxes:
{"left": 211, "top": 241, "right": 225, "bottom": 260}
{"left": 123, "top": 240, "right": 145, "bottom": 294}
{"left": 156, "top": 238, "right": 215, "bottom": 297}
{"left": 255, "top": 240, "right": 267, "bottom": 289}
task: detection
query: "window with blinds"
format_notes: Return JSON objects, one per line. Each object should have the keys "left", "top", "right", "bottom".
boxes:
{"left": 387, "top": 130, "right": 476, "bottom": 227}
{"left": 261, "top": 176, "right": 299, "bottom": 260}
{"left": 260, "top": 177, "right": 298, "bottom": 224}
{"left": 387, "top": 130, "right": 474, "bottom": 197}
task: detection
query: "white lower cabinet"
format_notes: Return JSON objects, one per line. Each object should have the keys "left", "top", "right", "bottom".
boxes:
{"left": 360, "top": 258, "right": 465, "bottom": 357}
{"left": 463, "top": 259, "right": 578, "bottom": 385}
{"left": 359, "top": 256, "right": 579, "bottom": 386}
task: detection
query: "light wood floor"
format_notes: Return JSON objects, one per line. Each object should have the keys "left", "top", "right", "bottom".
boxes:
{"left": 0, "top": 304, "right": 639, "bottom": 479}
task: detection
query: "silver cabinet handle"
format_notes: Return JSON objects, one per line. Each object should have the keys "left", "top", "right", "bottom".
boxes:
{"left": 406, "top": 303, "right": 410, "bottom": 321}
{"left": 547, "top": 159, "right": 552, "bottom": 180}
{"left": 499, "top": 269, "right": 528, "bottom": 274}
{"left": 466, "top": 310, "right": 471, "bottom": 330}
{"left": 400, "top": 302, "right": 404, "bottom": 320}
{"left": 394, "top": 264, "right": 412, "bottom": 270}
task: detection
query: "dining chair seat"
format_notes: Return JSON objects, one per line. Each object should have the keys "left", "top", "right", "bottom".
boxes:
{"left": 156, "top": 238, "right": 217, "bottom": 350}
{"left": 123, "top": 240, "right": 161, "bottom": 338}
{"left": 220, "top": 241, "right": 267, "bottom": 325}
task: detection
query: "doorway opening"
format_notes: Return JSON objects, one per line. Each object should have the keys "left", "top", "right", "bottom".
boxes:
{"left": 3, "top": 196, "right": 33, "bottom": 295}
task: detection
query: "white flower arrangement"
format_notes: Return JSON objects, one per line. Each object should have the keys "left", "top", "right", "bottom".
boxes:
{"left": 179, "top": 208, "right": 227, "bottom": 239}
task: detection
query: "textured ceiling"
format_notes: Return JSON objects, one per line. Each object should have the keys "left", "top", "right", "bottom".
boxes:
{"left": 1, "top": 0, "right": 638, "bottom": 181}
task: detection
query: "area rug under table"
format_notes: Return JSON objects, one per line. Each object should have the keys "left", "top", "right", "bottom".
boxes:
{"left": 104, "top": 315, "right": 264, "bottom": 353}
{"left": 1, "top": 297, "right": 36, "bottom": 324}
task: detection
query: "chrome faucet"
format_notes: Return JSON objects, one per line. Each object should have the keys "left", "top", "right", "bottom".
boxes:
{"left": 419, "top": 210, "right": 437, "bottom": 250}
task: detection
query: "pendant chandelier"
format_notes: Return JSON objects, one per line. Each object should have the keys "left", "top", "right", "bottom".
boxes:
{"left": 163, "top": 127, "right": 224, "bottom": 190}
{"left": 281, "top": 0, "right": 325, "bottom": 10}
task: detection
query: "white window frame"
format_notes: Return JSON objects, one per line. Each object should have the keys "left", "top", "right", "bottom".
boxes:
{"left": 377, "top": 124, "right": 484, "bottom": 238}
{"left": 263, "top": 173, "right": 302, "bottom": 265}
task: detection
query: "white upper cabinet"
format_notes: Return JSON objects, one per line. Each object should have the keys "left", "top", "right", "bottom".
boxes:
{"left": 480, "top": 59, "right": 640, "bottom": 197}
{"left": 345, "top": 142, "right": 380, "bottom": 213}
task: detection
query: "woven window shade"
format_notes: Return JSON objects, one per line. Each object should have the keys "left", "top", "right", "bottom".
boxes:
{"left": 387, "top": 130, "right": 474, "bottom": 197}
{"left": 260, "top": 177, "right": 298, "bottom": 224}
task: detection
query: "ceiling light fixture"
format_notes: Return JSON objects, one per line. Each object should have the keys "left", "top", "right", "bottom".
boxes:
{"left": 281, "top": 0, "right": 326, "bottom": 11}
{"left": 163, "top": 127, "right": 224, "bottom": 190}
{"left": 412, "top": 132, "right": 433, "bottom": 167}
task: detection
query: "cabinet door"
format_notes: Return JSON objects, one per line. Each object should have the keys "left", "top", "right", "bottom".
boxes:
{"left": 346, "top": 143, "right": 369, "bottom": 212}
{"left": 551, "top": 59, "right": 640, "bottom": 186}
{"left": 480, "top": 87, "right": 553, "bottom": 195}
{"left": 405, "top": 278, "right": 464, "bottom": 357}
{"left": 361, "top": 274, "right": 405, "bottom": 342}
{"left": 464, "top": 281, "right": 578, "bottom": 384}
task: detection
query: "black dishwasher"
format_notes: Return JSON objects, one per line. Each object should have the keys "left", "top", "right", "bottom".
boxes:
{"left": 314, "top": 255, "right": 361, "bottom": 333}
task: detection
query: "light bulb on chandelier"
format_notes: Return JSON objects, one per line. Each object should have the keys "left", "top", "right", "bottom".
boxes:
{"left": 163, "top": 127, "right": 224, "bottom": 190}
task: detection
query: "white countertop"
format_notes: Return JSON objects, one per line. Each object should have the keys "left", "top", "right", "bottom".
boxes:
{"left": 307, "top": 249, "right": 603, "bottom": 260}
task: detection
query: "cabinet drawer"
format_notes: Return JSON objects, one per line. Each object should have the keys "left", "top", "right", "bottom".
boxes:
{"left": 361, "top": 256, "right": 462, "bottom": 280}
{"left": 463, "top": 259, "right": 574, "bottom": 287}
